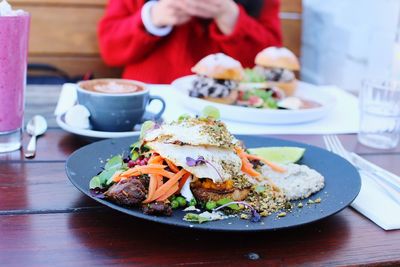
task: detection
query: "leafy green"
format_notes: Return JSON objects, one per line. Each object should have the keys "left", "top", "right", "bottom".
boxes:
{"left": 89, "top": 176, "right": 102, "bottom": 189}
{"left": 252, "top": 89, "right": 273, "bottom": 100}
{"left": 264, "top": 97, "right": 278, "bottom": 109}
{"left": 183, "top": 213, "right": 211, "bottom": 224}
{"left": 130, "top": 150, "right": 140, "bottom": 161}
{"left": 89, "top": 155, "right": 127, "bottom": 189}
{"left": 105, "top": 155, "right": 123, "bottom": 171}
{"left": 130, "top": 141, "right": 151, "bottom": 159}
{"left": 130, "top": 140, "right": 143, "bottom": 160}
{"left": 243, "top": 89, "right": 278, "bottom": 109}
{"left": 130, "top": 121, "right": 155, "bottom": 158}
{"left": 243, "top": 68, "right": 266, "bottom": 83}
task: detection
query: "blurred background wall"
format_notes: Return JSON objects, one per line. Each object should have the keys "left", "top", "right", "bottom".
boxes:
{"left": 14, "top": 0, "right": 398, "bottom": 91}
{"left": 10, "top": 0, "right": 302, "bottom": 83}
{"left": 302, "top": 0, "right": 400, "bottom": 92}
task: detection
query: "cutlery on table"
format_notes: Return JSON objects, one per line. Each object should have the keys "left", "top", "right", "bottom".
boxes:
{"left": 323, "top": 135, "right": 400, "bottom": 205}
{"left": 25, "top": 115, "right": 48, "bottom": 159}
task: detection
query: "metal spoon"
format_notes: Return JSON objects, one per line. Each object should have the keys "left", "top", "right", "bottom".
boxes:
{"left": 25, "top": 115, "right": 48, "bottom": 159}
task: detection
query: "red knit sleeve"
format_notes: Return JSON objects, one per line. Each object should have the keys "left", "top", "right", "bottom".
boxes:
{"left": 98, "top": 0, "right": 163, "bottom": 66}
{"left": 209, "top": 0, "right": 282, "bottom": 67}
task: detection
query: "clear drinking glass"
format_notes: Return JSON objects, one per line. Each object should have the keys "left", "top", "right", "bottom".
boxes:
{"left": 358, "top": 80, "right": 400, "bottom": 149}
{"left": 0, "top": 13, "right": 30, "bottom": 153}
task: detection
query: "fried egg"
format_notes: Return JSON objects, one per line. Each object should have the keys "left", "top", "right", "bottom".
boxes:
{"left": 144, "top": 119, "right": 235, "bottom": 148}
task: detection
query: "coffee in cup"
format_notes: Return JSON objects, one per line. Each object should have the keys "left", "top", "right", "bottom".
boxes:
{"left": 76, "top": 79, "right": 166, "bottom": 132}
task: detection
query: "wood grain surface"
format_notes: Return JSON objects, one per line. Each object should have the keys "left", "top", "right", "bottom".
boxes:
{"left": 1, "top": 83, "right": 400, "bottom": 266}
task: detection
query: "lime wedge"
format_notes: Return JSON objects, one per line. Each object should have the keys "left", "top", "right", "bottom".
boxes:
{"left": 247, "top": 147, "right": 305, "bottom": 164}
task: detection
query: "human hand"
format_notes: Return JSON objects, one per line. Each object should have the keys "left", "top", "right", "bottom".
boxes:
{"left": 182, "top": 0, "right": 239, "bottom": 34}
{"left": 151, "top": 0, "right": 191, "bottom": 27}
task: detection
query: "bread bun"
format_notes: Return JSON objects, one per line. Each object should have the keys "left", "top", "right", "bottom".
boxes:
{"left": 192, "top": 53, "right": 244, "bottom": 81}
{"left": 255, "top": 47, "right": 300, "bottom": 71}
{"left": 264, "top": 79, "right": 298, "bottom": 96}
{"left": 204, "top": 90, "right": 238, "bottom": 105}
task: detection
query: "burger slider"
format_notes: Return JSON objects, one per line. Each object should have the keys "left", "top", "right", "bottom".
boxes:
{"left": 254, "top": 47, "right": 300, "bottom": 96}
{"left": 189, "top": 53, "right": 244, "bottom": 105}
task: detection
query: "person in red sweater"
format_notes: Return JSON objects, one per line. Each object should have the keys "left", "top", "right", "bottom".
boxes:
{"left": 98, "top": 0, "right": 282, "bottom": 84}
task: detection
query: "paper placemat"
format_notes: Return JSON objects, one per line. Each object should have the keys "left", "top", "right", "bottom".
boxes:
{"left": 148, "top": 84, "right": 359, "bottom": 135}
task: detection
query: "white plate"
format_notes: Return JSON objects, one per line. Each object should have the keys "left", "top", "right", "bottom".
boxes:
{"left": 56, "top": 113, "right": 140, "bottom": 140}
{"left": 171, "top": 75, "right": 336, "bottom": 125}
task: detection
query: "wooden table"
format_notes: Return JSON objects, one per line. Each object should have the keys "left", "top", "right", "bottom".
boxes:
{"left": 1, "top": 85, "right": 400, "bottom": 266}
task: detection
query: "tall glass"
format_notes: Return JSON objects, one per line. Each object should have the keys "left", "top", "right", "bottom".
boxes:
{"left": 358, "top": 80, "right": 400, "bottom": 149}
{"left": 0, "top": 13, "right": 30, "bottom": 152}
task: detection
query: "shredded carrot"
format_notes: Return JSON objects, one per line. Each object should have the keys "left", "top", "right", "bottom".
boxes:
{"left": 156, "top": 175, "right": 164, "bottom": 187}
{"left": 151, "top": 169, "right": 188, "bottom": 201}
{"left": 137, "top": 169, "right": 175, "bottom": 179}
{"left": 235, "top": 147, "right": 261, "bottom": 178}
{"left": 119, "top": 164, "right": 167, "bottom": 177}
{"left": 156, "top": 182, "right": 179, "bottom": 201}
{"left": 178, "top": 172, "right": 191, "bottom": 191}
{"left": 110, "top": 170, "right": 124, "bottom": 183}
{"left": 114, "top": 168, "right": 175, "bottom": 183}
{"left": 242, "top": 161, "right": 261, "bottom": 177}
{"left": 142, "top": 174, "right": 158, "bottom": 203}
{"left": 136, "top": 164, "right": 167, "bottom": 169}
{"left": 246, "top": 154, "right": 286, "bottom": 173}
{"left": 234, "top": 146, "right": 286, "bottom": 177}
{"left": 148, "top": 155, "right": 162, "bottom": 164}
{"left": 165, "top": 159, "right": 180, "bottom": 173}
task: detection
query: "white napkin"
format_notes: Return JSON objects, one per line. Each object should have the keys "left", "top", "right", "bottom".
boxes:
{"left": 54, "top": 83, "right": 90, "bottom": 129}
{"left": 351, "top": 174, "right": 400, "bottom": 230}
{"left": 54, "top": 83, "right": 77, "bottom": 116}
{"left": 148, "top": 84, "right": 359, "bottom": 135}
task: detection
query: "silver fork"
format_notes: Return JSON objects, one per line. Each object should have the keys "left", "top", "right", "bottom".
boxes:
{"left": 323, "top": 135, "right": 400, "bottom": 204}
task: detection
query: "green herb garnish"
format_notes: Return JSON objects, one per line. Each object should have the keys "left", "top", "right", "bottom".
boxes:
{"left": 183, "top": 213, "right": 211, "bottom": 224}
{"left": 89, "top": 155, "right": 126, "bottom": 189}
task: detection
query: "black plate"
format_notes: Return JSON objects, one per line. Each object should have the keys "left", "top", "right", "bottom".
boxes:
{"left": 65, "top": 136, "right": 361, "bottom": 232}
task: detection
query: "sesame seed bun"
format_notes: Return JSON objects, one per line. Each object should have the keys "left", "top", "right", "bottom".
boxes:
{"left": 255, "top": 47, "right": 300, "bottom": 71}
{"left": 192, "top": 53, "right": 244, "bottom": 81}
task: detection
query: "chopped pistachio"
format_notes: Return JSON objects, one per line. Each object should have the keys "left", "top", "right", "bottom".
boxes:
{"left": 308, "top": 199, "right": 315, "bottom": 204}
{"left": 314, "top": 198, "right": 321, "bottom": 203}
{"left": 260, "top": 211, "right": 268, "bottom": 217}
{"left": 297, "top": 202, "right": 303, "bottom": 208}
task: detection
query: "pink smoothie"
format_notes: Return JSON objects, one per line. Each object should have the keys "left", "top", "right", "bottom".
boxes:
{"left": 0, "top": 14, "right": 30, "bottom": 132}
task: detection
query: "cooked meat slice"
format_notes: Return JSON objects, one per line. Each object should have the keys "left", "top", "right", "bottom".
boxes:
{"left": 136, "top": 175, "right": 149, "bottom": 189}
{"left": 142, "top": 201, "right": 172, "bottom": 216}
{"left": 105, "top": 178, "right": 146, "bottom": 206}
{"left": 191, "top": 187, "right": 250, "bottom": 202}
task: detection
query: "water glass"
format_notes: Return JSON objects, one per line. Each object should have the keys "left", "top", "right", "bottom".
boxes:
{"left": 358, "top": 80, "right": 400, "bottom": 149}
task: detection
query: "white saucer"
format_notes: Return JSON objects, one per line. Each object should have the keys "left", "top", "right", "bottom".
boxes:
{"left": 56, "top": 113, "right": 141, "bottom": 139}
